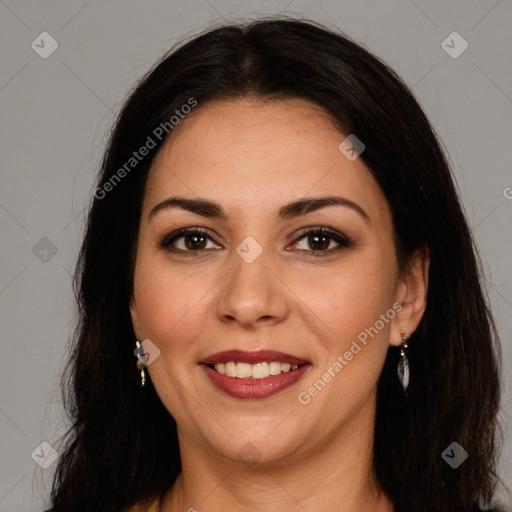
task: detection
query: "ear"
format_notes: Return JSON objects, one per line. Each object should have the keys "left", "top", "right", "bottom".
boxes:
{"left": 129, "top": 294, "right": 142, "bottom": 340}
{"left": 389, "top": 245, "right": 429, "bottom": 347}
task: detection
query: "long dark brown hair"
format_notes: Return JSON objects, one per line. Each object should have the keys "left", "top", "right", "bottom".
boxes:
{"left": 48, "top": 18, "right": 504, "bottom": 512}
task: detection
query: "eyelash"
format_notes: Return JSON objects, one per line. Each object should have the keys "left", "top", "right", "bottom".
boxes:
{"left": 158, "top": 226, "right": 353, "bottom": 257}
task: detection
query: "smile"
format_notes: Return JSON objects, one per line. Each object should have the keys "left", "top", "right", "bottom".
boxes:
{"left": 201, "top": 349, "right": 311, "bottom": 399}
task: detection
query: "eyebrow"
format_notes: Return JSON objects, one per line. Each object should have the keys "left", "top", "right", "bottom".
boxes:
{"left": 148, "top": 195, "right": 370, "bottom": 224}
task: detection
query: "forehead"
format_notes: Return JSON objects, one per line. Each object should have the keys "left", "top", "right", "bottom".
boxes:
{"left": 143, "top": 98, "right": 390, "bottom": 223}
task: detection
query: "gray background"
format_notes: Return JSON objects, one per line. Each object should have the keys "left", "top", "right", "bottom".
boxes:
{"left": 0, "top": 1, "right": 511, "bottom": 510}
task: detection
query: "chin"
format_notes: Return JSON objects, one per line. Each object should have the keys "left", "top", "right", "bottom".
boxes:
{"left": 204, "top": 423, "right": 307, "bottom": 467}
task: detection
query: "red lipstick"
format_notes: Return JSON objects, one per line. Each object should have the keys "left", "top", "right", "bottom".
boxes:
{"left": 200, "top": 349, "right": 311, "bottom": 399}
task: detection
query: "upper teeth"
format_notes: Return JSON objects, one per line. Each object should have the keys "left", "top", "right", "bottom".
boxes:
{"left": 214, "top": 361, "right": 300, "bottom": 379}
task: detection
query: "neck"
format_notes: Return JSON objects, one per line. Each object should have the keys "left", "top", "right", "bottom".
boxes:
{"left": 161, "top": 399, "right": 393, "bottom": 512}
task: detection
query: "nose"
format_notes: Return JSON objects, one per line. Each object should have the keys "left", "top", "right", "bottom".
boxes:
{"left": 216, "top": 248, "right": 290, "bottom": 330}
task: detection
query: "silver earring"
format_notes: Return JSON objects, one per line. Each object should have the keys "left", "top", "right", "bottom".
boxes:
{"left": 134, "top": 340, "right": 146, "bottom": 387}
{"left": 397, "top": 330, "right": 409, "bottom": 395}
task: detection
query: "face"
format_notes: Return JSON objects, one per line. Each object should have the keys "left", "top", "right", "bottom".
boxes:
{"left": 130, "top": 98, "right": 426, "bottom": 466}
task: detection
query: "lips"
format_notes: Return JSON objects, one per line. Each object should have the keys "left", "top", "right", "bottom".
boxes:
{"left": 200, "top": 349, "right": 311, "bottom": 399}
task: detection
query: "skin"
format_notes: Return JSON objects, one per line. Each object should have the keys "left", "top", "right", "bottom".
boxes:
{"left": 129, "top": 98, "right": 429, "bottom": 512}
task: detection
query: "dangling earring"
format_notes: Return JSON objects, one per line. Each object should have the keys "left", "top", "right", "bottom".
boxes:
{"left": 397, "top": 330, "right": 409, "bottom": 395}
{"left": 134, "top": 340, "right": 146, "bottom": 387}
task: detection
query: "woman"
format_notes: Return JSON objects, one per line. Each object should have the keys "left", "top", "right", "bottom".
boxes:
{"left": 47, "top": 18, "right": 505, "bottom": 512}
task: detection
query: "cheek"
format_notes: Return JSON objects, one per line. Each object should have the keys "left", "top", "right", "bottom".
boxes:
{"left": 293, "top": 281, "right": 395, "bottom": 428}
{"left": 293, "top": 252, "right": 397, "bottom": 411}
{"left": 292, "top": 254, "right": 397, "bottom": 346}
{"left": 132, "top": 251, "right": 216, "bottom": 353}
{"left": 132, "top": 254, "right": 213, "bottom": 421}
{"left": 131, "top": 250, "right": 221, "bottom": 390}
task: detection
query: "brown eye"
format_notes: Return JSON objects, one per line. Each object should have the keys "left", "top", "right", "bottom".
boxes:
{"left": 159, "top": 228, "right": 222, "bottom": 253}
{"left": 183, "top": 233, "right": 207, "bottom": 250}
{"left": 291, "top": 227, "right": 353, "bottom": 255}
{"left": 306, "top": 233, "right": 331, "bottom": 251}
